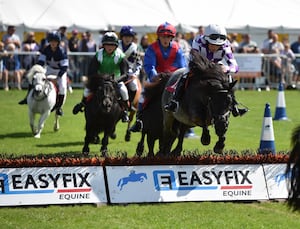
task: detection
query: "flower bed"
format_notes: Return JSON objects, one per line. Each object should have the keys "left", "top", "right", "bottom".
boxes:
{"left": 0, "top": 150, "right": 290, "bottom": 168}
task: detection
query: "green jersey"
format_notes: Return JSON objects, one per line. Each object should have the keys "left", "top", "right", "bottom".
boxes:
{"left": 96, "top": 48, "right": 125, "bottom": 78}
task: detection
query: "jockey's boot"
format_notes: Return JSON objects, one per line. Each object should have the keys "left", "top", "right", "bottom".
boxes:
{"left": 120, "top": 100, "right": 130, "bottom": 123}
{"left": 231, "top": 94, "right": 248, "bottom": 117}
{"left": 129, "top": 110, "right": 143, "bottom": 132}
{"left": 55, "top": 95, "right": 65, "bottom": 116}
{"left": 18, "top": 84, "right": 33, "bottom": 105}
{"left": 164, "top": 76, "right": 186, "bottom": 112}
{"left": 72, "top": 97, "right": 87, "bottom": 115}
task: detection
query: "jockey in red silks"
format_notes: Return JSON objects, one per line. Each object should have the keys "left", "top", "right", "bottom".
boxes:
{"left": 130, "top": 22, "right": 187, "bottom": 132}
{"left": 164, "top": 24, "right": 248, "bottom": 117}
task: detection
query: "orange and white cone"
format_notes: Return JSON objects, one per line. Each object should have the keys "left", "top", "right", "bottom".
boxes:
{"left": 259, "top": 103, "right": 276, "bottom": 154}
{"left": 274, "top": 83, "right": 288, "bottom": 120}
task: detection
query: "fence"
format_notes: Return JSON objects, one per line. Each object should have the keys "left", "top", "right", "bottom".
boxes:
{"left": 1, "top": 52, "right": 299, "bottom": 90}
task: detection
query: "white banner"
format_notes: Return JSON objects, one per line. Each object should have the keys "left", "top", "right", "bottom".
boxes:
{"left": 0, "top": 167, "right": 107, "bottom": 206}
{"left": 106, "top": 165, "right": 269, "bottom": 203}
{"left": 263, "top": 164, "right": 289, "bottom": 199}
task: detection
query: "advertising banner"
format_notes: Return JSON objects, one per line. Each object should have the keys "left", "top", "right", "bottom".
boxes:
{"left": 0, "top": 167, "right": 107, "bottom": 206}
{"left": 106, "top": 165, "right": 269, "bottom": 203}
{"left": 263, "top": 164, "right": 289, "bottom": 199}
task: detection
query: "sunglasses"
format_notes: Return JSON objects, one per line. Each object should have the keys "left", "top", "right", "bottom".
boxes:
{"left": 208, "top": 34, "right": 226, "bottom": 41}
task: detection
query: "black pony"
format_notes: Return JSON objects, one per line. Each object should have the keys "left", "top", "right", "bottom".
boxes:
{"left": 82, "top": 73, "right": 122, "bottom": 156}
{"left": 161, "top": 51, "right": 235, "bottom": 155}
{"left": 286, "top": 125, "right": 300, "bottom": 211}
{"left": 136, "top": 73, "right": 171, "bottom": 157}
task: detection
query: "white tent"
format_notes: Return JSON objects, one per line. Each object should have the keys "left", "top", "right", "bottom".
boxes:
{"left": 1, "top": 0, "right": 300, "bottom": 44}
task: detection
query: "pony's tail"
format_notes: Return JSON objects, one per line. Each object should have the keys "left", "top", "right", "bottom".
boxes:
{"left": 286, "top": 125, "right": 300, "bottom": 211}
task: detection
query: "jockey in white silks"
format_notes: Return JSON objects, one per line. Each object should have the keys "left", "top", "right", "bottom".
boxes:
{"left": 164, "top": 24, "right": 248, "bottom": 117}
{"left": 118, "top": 26, "right": 143, "bottom": 107}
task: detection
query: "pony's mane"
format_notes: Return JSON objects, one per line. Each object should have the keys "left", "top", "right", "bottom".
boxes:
{"left": 87, "top": 73, "right": 116, "bottom": 92}
{"left": 27, "top": 64, "right": 46, "bottom": 82}
{"left": 189, "top": 51, "right": 228, "bottom": 84}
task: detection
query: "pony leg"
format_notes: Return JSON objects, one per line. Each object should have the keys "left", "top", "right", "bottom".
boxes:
{"left": 201, "top": 127, "right": 211, "bottom": 145}
{"left": 35, "top": 111, "right": 51, "bottom": 138}
{"left": 171, "top": 127, "right": 186, "bottom": 156}
{"left": 146, "top": 134, "right": 156, "bottom": 157}
{"left": 136, "top": 132, "right": 145, "bottom": 157}
{"left": 54, "top": 113, "right": 60, "bottom": 132}
{"left": 29, "top": 110, "right": 36, "bottom": 135}
{"left": 213, "top": 116, "right": 229, "bottom": 154}
{"left": 100, "top": 134, "right": 109, "bottom": 157}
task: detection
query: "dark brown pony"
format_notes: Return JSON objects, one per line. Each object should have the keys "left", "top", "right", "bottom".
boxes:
{"left": 135, "top": 73, "right": 171, "bottom": 157}
{"left": 161, "top": 51, "right": 235, "bottom": 156}
{"left": 286, "top": 125, "right": 300, "bottom": 211}
{"left": 82, "top": 73, "right": 122, "bottom": 156}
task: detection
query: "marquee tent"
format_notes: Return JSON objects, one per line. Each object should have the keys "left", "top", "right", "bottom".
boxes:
{"left": 1, "top": 0, "right": 300, "bottom": 40}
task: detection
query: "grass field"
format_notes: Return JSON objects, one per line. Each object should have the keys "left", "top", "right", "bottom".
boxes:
{"left": 0, "top": 88, "right": 300, "bottom": 228}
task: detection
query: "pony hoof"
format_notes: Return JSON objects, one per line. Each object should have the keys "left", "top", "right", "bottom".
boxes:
{"left": 125, "top": 130, "right": 130, "bottom": 142}
{"left": 213, "top": 143, "right": 224, "bottom": 154}
{"left": 34, "top": 134, "right": 41, "bottom": 138}
{"left": 82, "top": 151, "right": 89, "bottom": 156}
{"left": 201, "top": 135, "right": 211, "bottom": 145}
{"left": 110, "top": 133, "right": 117, "bottom": 139}
{"left": 93, "top": 136, "right": 100, "bottom": 144}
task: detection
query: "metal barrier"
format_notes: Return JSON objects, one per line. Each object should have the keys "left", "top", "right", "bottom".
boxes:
{"left": 1, "top": 52, "right": 299, "bottom": 90}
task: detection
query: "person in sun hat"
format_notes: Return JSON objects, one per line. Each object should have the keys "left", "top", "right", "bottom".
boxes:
{"left": 164, "top": 24, "right": 248, "bottom": 117}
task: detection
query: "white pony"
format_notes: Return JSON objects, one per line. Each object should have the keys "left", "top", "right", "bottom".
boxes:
{"left": 26, "top": 64, "right": 59, "bottom": 138}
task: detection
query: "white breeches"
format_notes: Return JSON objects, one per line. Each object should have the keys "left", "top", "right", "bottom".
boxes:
{"left": 46, "top": 67, "right": 67, "bottom": 95}
{"left": 127, "top": 76, "right": 138, "bottom": 91}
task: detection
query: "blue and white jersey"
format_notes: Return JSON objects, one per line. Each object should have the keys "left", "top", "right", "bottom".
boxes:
{"left": 38, "top": 45, "right": 68, "bottom": 77}
{"left": 118, "top": 41, "right": 142, "bottom": 76}
{"left": 192, "top": 35, "right": 239, "bottom": 73}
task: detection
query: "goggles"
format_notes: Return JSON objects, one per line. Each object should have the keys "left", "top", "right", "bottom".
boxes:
{"left": 208, "top": 34, "right": 226, "bottom": 41}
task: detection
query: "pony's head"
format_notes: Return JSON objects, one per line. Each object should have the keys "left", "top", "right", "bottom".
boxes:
{"left": 27, "top": 64, "right": 46, "bottom": 84}
{"left": 88, "top": 73, "right": 118, "bottom": 113}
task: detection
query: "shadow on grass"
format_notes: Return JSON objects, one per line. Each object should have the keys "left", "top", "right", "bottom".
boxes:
{"left": 0, "top": 132, "right": 33, "bottom": 139}
{"left": 36, "top": 141, "right": 83, "bottom": 148}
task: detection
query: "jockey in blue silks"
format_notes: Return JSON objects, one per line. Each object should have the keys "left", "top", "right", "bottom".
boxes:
{"left": 130, "top": 22, "right": 187, "bottom": 132}
{"left": 18, "top": 31, "right": 69, "bottom": 117}
{"left": 164, "top": 24, "right": 248, "bottom": 117}
{"left": 118, "top": 26, "right": 143, "bottom": 108}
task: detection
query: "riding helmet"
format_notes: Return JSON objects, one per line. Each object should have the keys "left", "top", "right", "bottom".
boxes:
{"left": 102, "top": 32, "right": 119, "bottom": 46}
{"left": 204, "top": 24, "right": 227, "bottom": 46}
{"left": 120, "top": 26, "right": 136, "bottom": 37}
{"left": 47, "top": 31, "right": 61, "bottom": 42}
{"left": 156, "top": 22, "right": 176, "bottom": 37}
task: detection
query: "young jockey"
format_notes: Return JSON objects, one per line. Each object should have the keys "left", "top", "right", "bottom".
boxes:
{"left": 18, "top": 31, "right": 68, "bottom": 116}
{"left": 129, "top": 22, "right": 187, "bottom": 132}
{"left": 72, "top": 32, "right": 130, "bottom": 122}
{"left": 118, "top": 26, "right": 143, "bottom": 108}
{"left": 164, "top": 24, "right": 248, "bottom": 117}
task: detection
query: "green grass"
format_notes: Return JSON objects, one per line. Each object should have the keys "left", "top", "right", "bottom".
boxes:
{"left": 1, "top": 88, "right": 300, "bottom": 228}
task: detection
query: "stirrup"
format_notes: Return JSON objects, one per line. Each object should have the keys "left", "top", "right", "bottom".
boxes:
{"left": 122, "top": 112, "right": 129, "bottom": 123}
{"left": 56, "top": 107, "right": 64, "bottom": 116}
{"left": 129, "top": 120, "right": 143, "bottom": 132}
{"left": 164, "top": 100, "right": 178, "bottom": 112}
{"left": 72, "top": 102, "right": 84, "bottom": 115}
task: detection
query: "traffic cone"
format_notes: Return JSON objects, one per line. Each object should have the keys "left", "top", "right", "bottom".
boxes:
{"left": 274, "top": 83, "right": 288, "bottom": 120}
{"left": 259, "top": 103, "right": 276, "bottom": 154}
